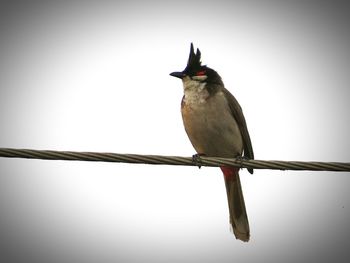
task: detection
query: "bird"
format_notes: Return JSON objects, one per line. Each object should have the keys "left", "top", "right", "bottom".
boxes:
{"left": 170, "top": 43, "right": 254, "bottom": 242}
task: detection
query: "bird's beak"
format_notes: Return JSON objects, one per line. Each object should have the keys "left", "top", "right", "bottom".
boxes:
{"left": 170, "top": 71, "right": 185, "bottom": 79}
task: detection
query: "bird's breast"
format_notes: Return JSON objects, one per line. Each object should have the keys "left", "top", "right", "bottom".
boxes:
{"left": 181, "top": 90, "right": 243, "bottom": 157}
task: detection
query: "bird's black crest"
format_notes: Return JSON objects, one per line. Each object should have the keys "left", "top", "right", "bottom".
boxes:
{"left": 187, "top": 43, "right": 202, "bottom": 69}
{"left": 169, "top": 43, "right": 223, "bottom": 87}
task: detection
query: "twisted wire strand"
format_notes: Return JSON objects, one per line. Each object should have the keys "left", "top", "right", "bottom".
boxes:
{"left": 0, "top": 148, "right": 349, "bottom": 172}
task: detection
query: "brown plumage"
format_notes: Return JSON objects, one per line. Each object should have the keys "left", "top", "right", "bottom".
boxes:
{"left": 170, "top": 43, "right": 254, "bottom": 241}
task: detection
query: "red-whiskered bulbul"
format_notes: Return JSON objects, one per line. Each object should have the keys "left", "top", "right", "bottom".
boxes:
{"left": 170, "top": 43, "right": 254, "bottom": 242}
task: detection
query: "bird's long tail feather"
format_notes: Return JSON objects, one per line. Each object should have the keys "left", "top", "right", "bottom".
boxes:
{"left": 220, "top": 166, "right": 250, "bottom": 242}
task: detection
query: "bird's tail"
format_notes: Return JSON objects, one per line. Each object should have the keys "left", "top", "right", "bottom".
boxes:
{"left": 220, "top": 166, "right": 250, "bottom": 242}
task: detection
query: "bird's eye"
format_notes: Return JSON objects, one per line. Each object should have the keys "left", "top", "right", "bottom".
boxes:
{"left": 196, "top": 70, "right": 206, "bottom": 76}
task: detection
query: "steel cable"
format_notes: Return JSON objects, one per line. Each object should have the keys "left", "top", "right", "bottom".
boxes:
{"left": 0, "top": 148, "right": 349, "bottom": 172}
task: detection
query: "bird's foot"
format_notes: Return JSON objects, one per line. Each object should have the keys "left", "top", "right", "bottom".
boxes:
{"left": 235, "top": 155, "right": 253, "bottom": 174}
{"left": 235, "top": 155, "right": 246, "bottom": 168}
{"left": 192, "top": 153, "right": 206, "bottom": 169}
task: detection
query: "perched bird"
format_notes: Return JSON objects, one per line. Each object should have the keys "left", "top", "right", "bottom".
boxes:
{"left": 170, "top": 43, "right": 254, "bottom": 242}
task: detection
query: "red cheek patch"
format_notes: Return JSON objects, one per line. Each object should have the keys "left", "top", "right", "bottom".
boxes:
{"left": 196, "top": 70, "right": 206, "bottom": 76}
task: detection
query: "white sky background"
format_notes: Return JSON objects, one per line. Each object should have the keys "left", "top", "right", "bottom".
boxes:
{"left": 0, "top": 1, "right": 350, "bottom": 262}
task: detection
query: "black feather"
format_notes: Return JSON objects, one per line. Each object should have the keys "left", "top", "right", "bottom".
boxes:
{"left": 187, "top": 43, "right": 202, "bottom": 69}
{"left": 182, "top": 43, "right": 223, "bottom": 86}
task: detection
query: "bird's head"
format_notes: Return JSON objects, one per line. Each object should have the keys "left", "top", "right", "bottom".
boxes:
{"left": 170, "top": 43, "right": 222, "bottom": 85}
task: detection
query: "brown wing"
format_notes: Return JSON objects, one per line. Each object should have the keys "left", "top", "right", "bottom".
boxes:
{"left": 222, "top": 87, "right": 254, "bottom": 174}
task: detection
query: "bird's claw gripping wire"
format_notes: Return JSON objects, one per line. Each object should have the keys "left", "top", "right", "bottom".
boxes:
{"left": 235, "top": 155, "right": 243, "bottom": 169}
{"left": 235, "top": 155, "right": 250, "bottom": 170}
{"left": 192, "top": 153, "right": 206, "bottom": 169}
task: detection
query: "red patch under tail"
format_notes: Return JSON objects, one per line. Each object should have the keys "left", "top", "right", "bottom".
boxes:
{"left": 220, "top": 166, "right": 239, "bottom": 180}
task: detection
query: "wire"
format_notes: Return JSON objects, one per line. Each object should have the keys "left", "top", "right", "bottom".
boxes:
{"left": 0, "top": 148, "right": 349, "bottom": 172}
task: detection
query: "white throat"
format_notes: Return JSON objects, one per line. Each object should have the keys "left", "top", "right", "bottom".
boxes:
{"left": 182, "top": 76, "right": 209, "bottom": 105}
